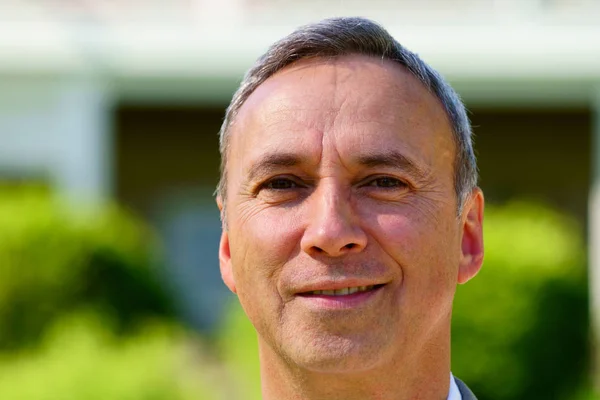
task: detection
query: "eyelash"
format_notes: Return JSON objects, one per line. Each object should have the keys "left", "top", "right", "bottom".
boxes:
{"left": 259, "top": 175, "right": 408, "bottom": 191}
{"left": 364, "top": 176, "right": 408, "bottom": 189}
{"left": 262, "top": 177, "right": 303, "bottom": 190}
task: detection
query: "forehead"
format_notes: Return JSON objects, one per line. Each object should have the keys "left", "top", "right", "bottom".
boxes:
{"left": 228, "top": 54, "right": 454, "bottom": 178}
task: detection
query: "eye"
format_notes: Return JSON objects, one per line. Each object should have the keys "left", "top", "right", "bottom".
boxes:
{"left": 263, "top": 177, "right": 299, "bottom": 190}
{"left": 256, "top": 176, "right": 307, "bottom": 203}
{"left": 367, "top": 176, "right": 407, "bottom": 188}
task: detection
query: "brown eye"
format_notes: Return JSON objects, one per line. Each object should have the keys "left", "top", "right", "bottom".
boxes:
{"left": 265, "top": 178, "right": 298, "bottom": 190}
{"left": 369, "top": 177, "right": 406, "bottom": 188}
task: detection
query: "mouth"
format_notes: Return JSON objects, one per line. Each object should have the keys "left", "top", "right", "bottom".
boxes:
{"left": 295, "top": 283, "right": 385, "bottom": 310}
{"left": 295, "top": 284, "right": 386, "bottom": 310}
{"left": 300, "top": 284, "right": 385, "bottom": 296}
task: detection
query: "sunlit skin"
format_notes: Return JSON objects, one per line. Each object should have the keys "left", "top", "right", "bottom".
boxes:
{"left": 218, "top": 55, "right": 484, "bottom": 400}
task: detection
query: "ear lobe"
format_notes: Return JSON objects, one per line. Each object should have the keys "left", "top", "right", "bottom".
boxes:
{"left": 217, "top": 196, "right": 237, "bottom": 294}
{"left": 458, "top": 188, "right": 485, "bottom": 284}
{"left": 219, "top": 229, "right": 237, "bottom": 294}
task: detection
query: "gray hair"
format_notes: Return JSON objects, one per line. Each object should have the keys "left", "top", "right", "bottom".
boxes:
{"left": 217, "top": 16, "right": 478, "bottom": 214}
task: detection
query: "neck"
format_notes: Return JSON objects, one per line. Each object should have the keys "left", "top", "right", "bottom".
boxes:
{"left": 259, "top": 326, "right": 451, "bottom": 400}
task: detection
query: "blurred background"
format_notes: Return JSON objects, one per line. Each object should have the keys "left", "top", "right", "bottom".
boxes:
{"left": 0, "top": 0, "right": 598, "bottom": 399}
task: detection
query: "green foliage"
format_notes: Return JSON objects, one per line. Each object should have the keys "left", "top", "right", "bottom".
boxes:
{"left": 452, "top": 201, "right": 589, "bottom": 399}
{"left": 0, "top": 188, "right": 174, "bottom": 351}
{"left": 0, "top": 188, "right": 227, "bottom": 400}
{"left": 0, "top": 312, "right": 216, "bottom": 400}
{"left": 217, "top": 300, "right": 262, "bottom": 400}
{"left": 1, "top": 189, "right": 590, "bottom": 399}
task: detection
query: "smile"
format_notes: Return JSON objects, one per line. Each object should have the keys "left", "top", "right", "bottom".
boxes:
{"left": 306, "top": 285, "right": 378, "bottom": 296}
{"left": 296, "top": 284, "right": 385, "bottom": 310}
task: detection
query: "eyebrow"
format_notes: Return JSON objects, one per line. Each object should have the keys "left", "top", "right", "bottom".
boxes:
{"left": 246, "top": 150, "right": 431, "bottom": 182}
{"left": 355, "top": 151, "right": 431, "bottom": 181}
{"left": 246, "top": 153, "right": 305, "bottom": 182}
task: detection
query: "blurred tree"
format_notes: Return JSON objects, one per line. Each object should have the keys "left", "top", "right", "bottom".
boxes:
{"left": 452, "top": 201, "right": 590, "bottom": 399}
{"left": 2, "top": 188, "right": 591, "bottom": 399}
{"left": 0, "top": 312, "right": 217, "bottom": 400}
{"left": 0, "top": 187, "right": 174, "bottom": 351}
{"left": 217, "top": 300, "right": 262, "bottom": 400}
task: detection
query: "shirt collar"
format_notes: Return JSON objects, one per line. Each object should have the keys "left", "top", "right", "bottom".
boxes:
{"left": 447, "top": 374, "right": 462, "bottom": 400}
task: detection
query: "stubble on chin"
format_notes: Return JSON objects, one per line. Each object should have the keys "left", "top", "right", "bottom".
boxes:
{"left": 271, "top": 307, "right": 399, "bottom": 374}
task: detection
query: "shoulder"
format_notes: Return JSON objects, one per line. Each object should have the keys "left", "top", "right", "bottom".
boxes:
{"left": 454, "top": 377, "right": 477, "bottom": 400}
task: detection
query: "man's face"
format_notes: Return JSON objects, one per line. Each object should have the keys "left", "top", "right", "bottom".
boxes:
{"left": 219, "top": 55, "right": 483, "bottom": 372}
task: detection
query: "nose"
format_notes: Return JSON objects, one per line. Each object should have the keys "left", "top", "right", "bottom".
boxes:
{"left": 300, "top": 184, "right": 368, "bottom": 257}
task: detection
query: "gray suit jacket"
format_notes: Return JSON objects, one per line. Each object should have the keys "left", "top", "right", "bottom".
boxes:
{"left": 455, "top": 378, "right": 477, "bottom": 400}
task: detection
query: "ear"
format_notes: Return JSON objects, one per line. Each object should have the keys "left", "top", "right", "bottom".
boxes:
{"left": 458, "top": 188, "right": 485, "bottom": 284}
{"left": 217, "top": 195, "right": 237, "bottom": 294}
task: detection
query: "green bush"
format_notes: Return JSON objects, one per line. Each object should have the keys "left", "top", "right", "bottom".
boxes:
{"left": 0, "top": 188, "right": 174, "bottom": 351}
{"left": 10, "top": 189, "right": 585, "bottom": 399}
{"left": 217, "top": 300, "right": 262, "bottom": 400}
{"left": 0, "top": 188, "right": 237, "bottom": 399}
{"left": 452, "top": 201, "right": 589, "bottom": 399}
{"left": 0, "top": 312, "right": 217, "bottom": 400}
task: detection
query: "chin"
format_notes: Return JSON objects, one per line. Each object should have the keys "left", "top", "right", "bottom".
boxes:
{"left": 281, "top": 332, "right": 392, "bottom": 374}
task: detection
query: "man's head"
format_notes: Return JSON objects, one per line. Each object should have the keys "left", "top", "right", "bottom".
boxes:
{"left": 217, "top": 17, "right": 478, "bottom": 215}
{"left": 216, "top": 17, "right": 484, "bottom": 397}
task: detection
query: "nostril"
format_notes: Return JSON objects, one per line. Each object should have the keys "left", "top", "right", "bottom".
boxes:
{"left": 344, "top": 243, "right": 355, "bottom": 250}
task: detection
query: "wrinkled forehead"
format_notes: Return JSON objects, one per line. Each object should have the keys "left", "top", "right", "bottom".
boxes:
{"left": 227, "top": 55, "right": 455, "bottom": 176}
{"left": 235, "top": 55, "right": 443, "bottom": 127}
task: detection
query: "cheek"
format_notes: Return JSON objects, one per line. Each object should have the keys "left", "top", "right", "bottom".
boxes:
{"left": 227, "top": 208, "right": 305, "bottom": 342}
{"left": 231, "top": 200, "right": 301, "bottom": 262}
{"left": 375, "top": 211, "right": 459, "bottom": 337}
{"left": 232, "top": 207, "right": 303, "bottom": 269}
{"left": 228, "top": 206, "right": 303, "bottom": 304}
{"left": 373, "top": 208, "right": 459, "bottom": 295}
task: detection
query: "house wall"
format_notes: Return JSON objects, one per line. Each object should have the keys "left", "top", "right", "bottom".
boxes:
{"left": 0, "top": 78, "right": 113, "bottom": 201}
{"left": 115, "top": 105, "right": 226, "bottom": 332}
{"left": 115, "top": 106, "right": 221, "bottom": 215}
{"left": 472, "top": 107, "right": 591, "bottom": 224}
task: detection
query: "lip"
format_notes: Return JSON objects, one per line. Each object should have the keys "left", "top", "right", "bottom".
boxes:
{"left": 295, "top": 283, "right": 386, "bottom": 310}
{"left": 294, "top": 279, "right": 388, "bottom": 294}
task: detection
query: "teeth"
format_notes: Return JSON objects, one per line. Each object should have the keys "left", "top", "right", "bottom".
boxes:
{"left": 310, "top": 285, "right": 376, "bottom": 296}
